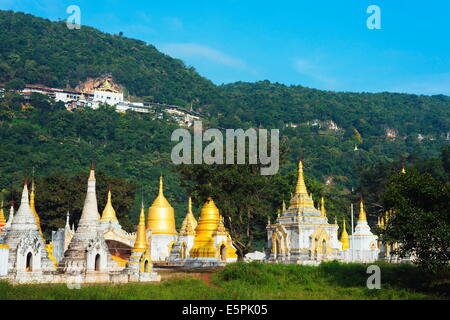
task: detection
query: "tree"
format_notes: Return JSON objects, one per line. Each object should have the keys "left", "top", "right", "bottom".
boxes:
{"left": 4, "top": 78, "right": 25, "bottom": 91}
{"left": 176, "top": 162, "right": 286, "bottom": 259}
{"left": 381, "top": 170, "right": 450, "bottom": 272}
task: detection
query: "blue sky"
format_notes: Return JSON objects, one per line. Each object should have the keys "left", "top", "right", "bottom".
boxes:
{"left": 1, "top": 0, "right": 449, "bottom": 95}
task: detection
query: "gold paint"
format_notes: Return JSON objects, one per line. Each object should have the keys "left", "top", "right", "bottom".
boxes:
{"left": 132, "top": 206, "right": 148, "bottom": 252}
{"left": 189, "top": 197, "right": 237, "bottom": 259}
{"left": 288, "top": 159, "right": 316, "bottom": 211}
{"left": 179, "top": 197, "right": 197, "bottom": 236}
{"left": 101, "top": 189, "right": 118, "bottom": 222}
{"left": 310, "top": 227, "right": 332, "bottom": 254}
{"left": 213, "top": 216, "right": 227, "bottom": 236}
{"left": 111, "top": 255, "right": 128, "bottom": 267}
{"left": 146, "top": 176, "right": 177, "bottom": 235}
{"left": 189, "top": 197, "right": 221, "bottom": 258}
{"left": 340, "top": 219, "right": 350, "bottom": 250}
{"left": 0, "top": 201, "right": 6, "bottom": 229}
{"left": 139, "top": 251, "right": 152, "bottom": 273}
{"left": 296, "top": 160, "right": 308, "bottom": 194}
{"left": 30, "top": 182, "right": 44, "bottom": 239}
{"left": 45, "top": 242, "right": 57, "bottom": 269}
{"left": 226, "top": 233, "right": 238, "bottom": 258}
{"left": 380, "top": 215, "right": 385, "bottom": 228}
{"left": 320, "top": 197, "right": 326, "bottom": 217}
{"left": 358, "top": 199, "right": 367, "bottom": 222}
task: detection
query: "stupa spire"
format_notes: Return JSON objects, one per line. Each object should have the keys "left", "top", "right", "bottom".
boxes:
{"left": 295, "top": 159, "right": 308, "bottom": 195}
{"left": 64, "top": 211, "right": 72, "bottom": 233}
{"left": 358, "top": 198, "right": 367, "bottom": 222}
{"left": 340, "top": 218, "right": 349, "bottom": 250}
{"left": 78, "top": 162, "right": 100, "bottom": 228}
{"left": 0, "top": 201, "right": 6, "bottom": 230}
{"left": 10, "top": 180, "right": 39, "bottom": 231}
{"left": 320, "top": 197, "right": 326, "bottom": 217}
{"left": 101, "top": 189, "right": 118, "bottom": 222}
{"left": 132, "top": 205, "right": 148, "bottom": 252}
{"left": 159, "top": 176, "right": 163, "bottom": 196}
{"left": 5, "top": 201, "right": 14, "bottom": 228}
{"left": 180, "top": 197, "right": 197, "bottom": 236}
{"left": 289, "top": 158, "right": 316, "bottom": 211}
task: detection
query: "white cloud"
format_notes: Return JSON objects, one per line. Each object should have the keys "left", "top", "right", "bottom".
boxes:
{"left": 158, "top": 43, "right": 248, "bottom": 70}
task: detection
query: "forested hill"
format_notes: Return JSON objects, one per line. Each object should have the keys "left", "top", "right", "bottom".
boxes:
{"left": 1, "top": 10, "right": 449, "bottom": 135}
{"left": 214, "top": 81, "right": 450, "bottom": 137}
{"left": 0, "top": 10, "right": 217, "bottom": 106}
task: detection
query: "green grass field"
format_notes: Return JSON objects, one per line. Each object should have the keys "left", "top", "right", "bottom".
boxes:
{"left": 1, "top": 262, "right": 448, "bottom": 300}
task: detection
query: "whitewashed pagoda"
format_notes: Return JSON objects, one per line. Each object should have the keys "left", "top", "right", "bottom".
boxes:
{"left": 341, "top": 200, "right": 379, "bottom": 263}
{"left": 266, "top": 159, "right": 342, "bottom": 264}
{"left": 58, "top": 162, "right": 122, "bottom": 282}
{"left": 0, "top": 180, "right": 55, "bottom": 283}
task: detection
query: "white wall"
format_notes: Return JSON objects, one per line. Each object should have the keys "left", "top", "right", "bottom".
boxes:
{"left": 93, "top": 90, "right": 124, "bottom": 106}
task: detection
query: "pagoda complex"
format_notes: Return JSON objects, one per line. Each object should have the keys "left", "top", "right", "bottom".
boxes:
{"left": 0, "top": 158, "right": 388, "bottom": 284}
{"left": 266, "top": 159, "right": 379, "bottom": 264}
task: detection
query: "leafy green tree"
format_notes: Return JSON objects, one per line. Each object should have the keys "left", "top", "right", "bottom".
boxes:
{"left": 381, "top": 170, "right": 450, "bottom": 272}
{"left": 177, "top": 162, "right": 285, "bottom": 259}
{"left": 4, "top": 78, "right": 25, "bottom": 91}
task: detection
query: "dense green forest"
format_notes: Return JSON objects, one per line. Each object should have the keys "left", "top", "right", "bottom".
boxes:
{"left": 0, "top": 10, "right": 449, "bottom": 251}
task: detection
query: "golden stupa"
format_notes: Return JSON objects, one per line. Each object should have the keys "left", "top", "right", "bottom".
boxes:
{"left": 146, "top": 176, "right": 177, "bottom": 235}
{"left": 133, "top": 205, "right": 148, "bottom": 252}
{"left": 358, "top": 199, "right": 367, "bottom": 222}
{"left": 189, "top": 198, "right": 221, "bottom": 258}
{"left": 189, "top": 197, "right": 237, "bottom": 259}
{"left": 101, "top": 189, "right": 118, "bottom": 222}
{"left": 340, "top": 219, "right": 350, "bottom": 250}
{"left": 179, "top": 197, "right": 197, "bottom": 236}
{"left": 289, "top": 159, "right": 316, "bottom": 210}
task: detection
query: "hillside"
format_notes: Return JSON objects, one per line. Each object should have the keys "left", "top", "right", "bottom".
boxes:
{"left": 0, "top": 10, "right": 449, "bottom": 248}
{"left": 0, "top": 10, "right": 217, "bottom": 106}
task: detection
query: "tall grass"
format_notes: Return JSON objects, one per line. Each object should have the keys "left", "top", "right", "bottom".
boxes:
{"left": 0, "top": 262, "right": 447, "bottom": 300}
{"left": 212, "top": 261, "right": 449, "bottom": 300}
